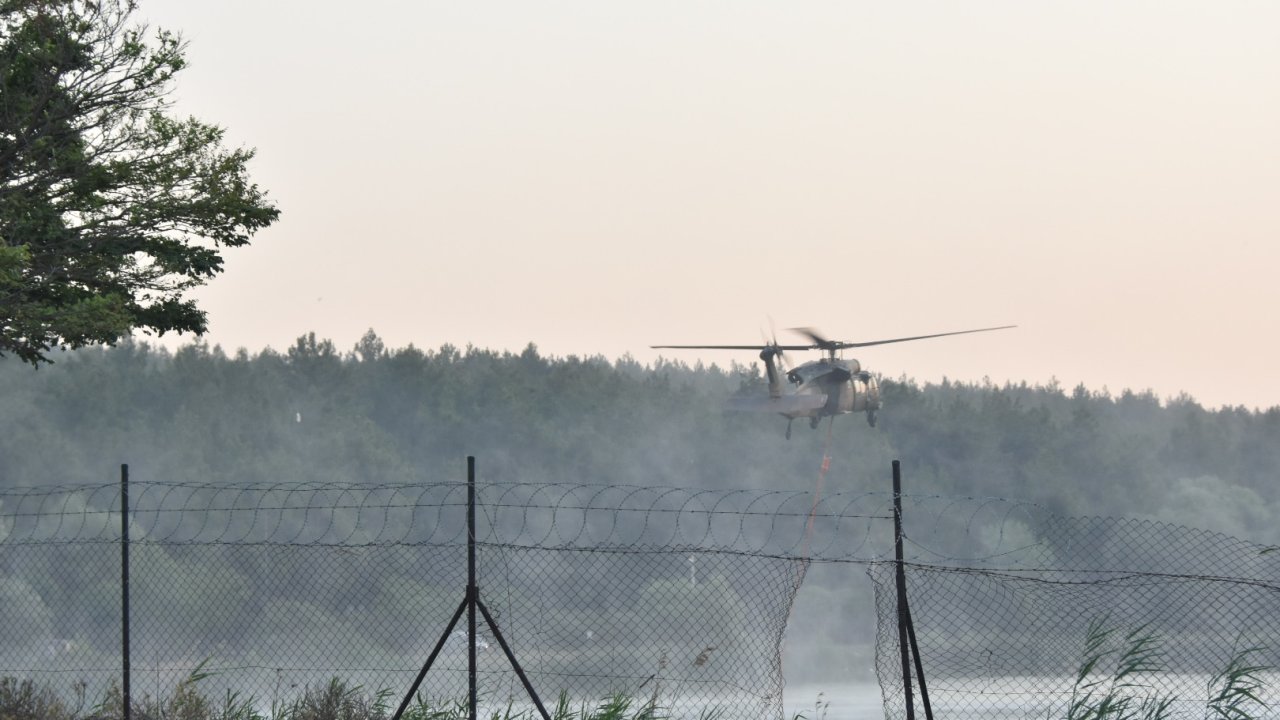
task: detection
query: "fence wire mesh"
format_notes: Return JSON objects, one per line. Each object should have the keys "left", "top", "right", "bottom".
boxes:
{"left": 0, "top": 479, "right": 894, "bottom": 719}
{"left": 872, "top": 495, "right": 1280, "bottom": 719}
{"left": 8, "top": 479, "right": 1280, "bottom": 719}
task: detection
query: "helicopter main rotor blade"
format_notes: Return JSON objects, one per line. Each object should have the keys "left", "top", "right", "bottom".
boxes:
{"left": 789, "top": 327, "right": 832, "bottom": 347}
{"left": 654, "top": 325, "right": 1015, "bottom": 352}
{"left": 651, "top": 344, "right": 815, "bottom": 351}
{"left": 839, "top": 325, "right": 1017, "bottom": 349}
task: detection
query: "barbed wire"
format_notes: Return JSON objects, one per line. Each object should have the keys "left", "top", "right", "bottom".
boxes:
{"left": 5, "top": 482, "right": 1274, "bottom": 572}
{"left": 9, "top": 479, "right": 1280, "bottom": 719}
{"left": 0, "top": 481, "right": 898, "bottom": 560}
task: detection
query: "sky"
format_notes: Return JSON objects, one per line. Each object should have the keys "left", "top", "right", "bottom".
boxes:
{"left": 136, "top": 1, "right": 1279, "bottom": 410}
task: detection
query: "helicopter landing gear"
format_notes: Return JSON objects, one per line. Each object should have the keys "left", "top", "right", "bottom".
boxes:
{"left": 785, "top": 419, "right": 793, "bottom": 440}
{"left": 810, "top": 416, "right": 821, "bottom": 430}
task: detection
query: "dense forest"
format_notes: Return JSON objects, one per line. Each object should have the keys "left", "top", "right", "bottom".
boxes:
{"left": 3, "top": 330, "right": 1278, "bottom": 534}
{"left": 2, "top": 331, "right": 1279, "bottom": 686}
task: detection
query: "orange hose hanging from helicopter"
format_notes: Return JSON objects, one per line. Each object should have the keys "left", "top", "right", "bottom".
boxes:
{"left": 793, "top": 416, "right": 836, "bottom": 587}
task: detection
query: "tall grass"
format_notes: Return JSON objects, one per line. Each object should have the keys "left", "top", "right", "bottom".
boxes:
{"left": 1061, "top": 617, "right": 1270, "bottom": 720}
{"left": 0, "top": 668, "right": 732, "bottom": 720}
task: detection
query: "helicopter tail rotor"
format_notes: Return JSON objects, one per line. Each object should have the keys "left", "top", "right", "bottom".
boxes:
{"left": 758, "top": 346, "right": 784, "bottom": 398}
{"left": 762, "top": 318, "right": 793, "bottom": 374}
{"left": 758, "top": 314, "right": 786, "bottom": 399}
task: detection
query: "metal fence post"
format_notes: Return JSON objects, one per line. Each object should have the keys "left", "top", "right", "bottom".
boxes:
{"left": 121, "top": 463, "right": 131, "bottom": 720}
{"left": 468, "top": 455, "right": 477, "bottom": 720}
{"left": 893, "top": 460, "right": 916, "bottom": 720}
{"left": 893, "top": 460, "right": 933, "bottom": 720}
{"left": 392, "top": 456, "right": 551, "bottom": 720}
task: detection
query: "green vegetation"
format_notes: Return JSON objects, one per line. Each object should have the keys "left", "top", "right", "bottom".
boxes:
{"left": 0, "top": 0, "right": 279, "bottom": 365}
{"left": 2, "top": 334, "right": 1279, "bottom": 687}
{"left": 2, "top": 332, "right": 1277, "bottom": 525}
{"left": 1062, "top": 618, "right": 1268, "bottom": 720}
{"left": 0, "top": 671, "right": 728, "bottom": 720}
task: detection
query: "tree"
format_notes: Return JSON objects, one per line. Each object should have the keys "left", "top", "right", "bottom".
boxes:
{"left": 0, "top": 0, "right": 278, "bottom": 364}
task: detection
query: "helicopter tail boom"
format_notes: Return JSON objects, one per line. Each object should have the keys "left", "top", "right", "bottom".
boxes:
{"left": 727, "top": 393, "right": 829, "bottom": 417}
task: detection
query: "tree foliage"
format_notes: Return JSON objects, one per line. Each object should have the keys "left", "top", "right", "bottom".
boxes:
{"left": 0, "top": 0, "right": 278, "bottom": 364}
{"left": 1, "top": 334, "right": 1279, "bottom": 683}
{"left": 2, "top": 333, "right": 1278, "bottom": 526}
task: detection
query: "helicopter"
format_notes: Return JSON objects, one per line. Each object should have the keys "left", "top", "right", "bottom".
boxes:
{"left": 653, "top": 325, "right": 1015, "bottom": 438}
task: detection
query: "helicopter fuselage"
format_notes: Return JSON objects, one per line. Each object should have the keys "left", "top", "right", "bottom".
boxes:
{"left": 788, "top": 358, "right": 880, "bottom": 417}
{"left": 773, "top": 355, "right": 881, "bottom": 427}
{"left": 652, "top": 323, "right": 1012, "bottom": 438}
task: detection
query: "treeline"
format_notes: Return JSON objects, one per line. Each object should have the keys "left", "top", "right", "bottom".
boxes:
{"left": 3, "top": 330, "right": 1278, "bottom": 534}
{"left": 3, "top": 331, "right": 1280, "bottom": 684}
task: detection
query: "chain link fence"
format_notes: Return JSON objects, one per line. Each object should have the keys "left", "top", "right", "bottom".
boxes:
{"left": 8, "top": 472, "right": 1280, "bottom": 719}
{"left": 871, "top": 495, "right": 1280, "bottom": 719}
{"left": 0, "top": 474, "right": 896, "bottom": 719}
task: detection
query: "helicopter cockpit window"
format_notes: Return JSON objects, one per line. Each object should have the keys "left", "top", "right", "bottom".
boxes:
{"left": 788, "top": 365, "right": 826, "bottom": 384}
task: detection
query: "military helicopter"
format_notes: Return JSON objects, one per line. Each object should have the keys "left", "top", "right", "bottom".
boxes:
{"left": 653, "top": 325, "right": 1015, "bottom": 438}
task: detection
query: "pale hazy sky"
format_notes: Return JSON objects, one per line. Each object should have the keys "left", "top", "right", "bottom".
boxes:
{"left": 138, "top": 1, "right": 1278, "bottom": 409}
